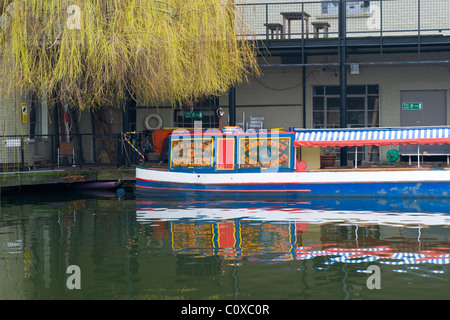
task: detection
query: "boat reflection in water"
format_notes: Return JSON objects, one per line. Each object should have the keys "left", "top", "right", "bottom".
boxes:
{"left": 136, "top": 195, "right": 450, "bottom": 268}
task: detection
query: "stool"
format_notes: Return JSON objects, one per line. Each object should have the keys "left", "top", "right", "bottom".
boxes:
{"left": 312, "top": 22, "right": 331, "bottom": 38}
{"left": 264, "top": 23, "right": 284, "bottom": 39}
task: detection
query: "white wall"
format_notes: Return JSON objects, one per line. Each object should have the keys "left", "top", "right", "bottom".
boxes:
{"left": 230, "top": 67, "right": 304, "bottom": 128}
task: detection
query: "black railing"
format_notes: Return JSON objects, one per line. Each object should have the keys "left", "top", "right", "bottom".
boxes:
{"left": 237, "top": 0, "right": 450, "bottom": 40}
{"left": 0, "top": 132, "right": 154, "bottom": 172}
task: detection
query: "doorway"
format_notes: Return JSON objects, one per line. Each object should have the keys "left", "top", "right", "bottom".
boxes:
{"left": 400, "top": 90, "right": 450, "bottom": 155}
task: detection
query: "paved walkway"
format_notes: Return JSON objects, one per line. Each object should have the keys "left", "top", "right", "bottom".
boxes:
{"left": 0, "top": 166, "right": 136, "bottom": 190}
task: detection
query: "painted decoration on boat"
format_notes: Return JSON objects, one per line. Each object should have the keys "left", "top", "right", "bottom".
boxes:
{"left": 238, "top": 136, "right": 291, "bottom": 169}
{"left": 170, "top": 137, "right": 214, "bottom": 169}
{"left": 168, "top": 131, "right": 295, "bottom": 173}
{"left": 217, "top": 138, "right": 235, "bottom": 170}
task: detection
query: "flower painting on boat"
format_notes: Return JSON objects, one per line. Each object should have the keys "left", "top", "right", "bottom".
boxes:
{"left": 238, "top": 136, "right": 291, "bottom": 169}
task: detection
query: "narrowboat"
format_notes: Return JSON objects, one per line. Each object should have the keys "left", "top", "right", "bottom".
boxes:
{"left": 135, "top": 126, "right": 450, "bottom": 198}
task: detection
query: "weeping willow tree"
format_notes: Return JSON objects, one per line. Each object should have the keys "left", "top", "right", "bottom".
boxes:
{"left": 0, "top": 0, "right": 259, "bottom": 109}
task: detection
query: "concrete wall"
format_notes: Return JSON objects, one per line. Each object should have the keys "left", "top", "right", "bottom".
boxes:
{"left": 0, "top": 91, "right": 29, "bottom": 137}
{"left": 0, "top": 91, "right": 32, "bottom": 165}
{"left": 135, "top": 59, "right": 450, "bottom": 131}
{"left": 227, "top": 67, "right": 304, "bottom": 129}
{"left": 304, "top": 61, "right": 450, "bottom": 129}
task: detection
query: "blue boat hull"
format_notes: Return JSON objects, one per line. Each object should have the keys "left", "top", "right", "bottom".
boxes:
{"left": 136, "top": 167, "right": 450, "bottom": 198}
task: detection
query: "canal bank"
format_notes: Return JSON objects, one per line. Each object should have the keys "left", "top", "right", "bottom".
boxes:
{"left": 0, "top": 167, "right": 136, "bottom": 195}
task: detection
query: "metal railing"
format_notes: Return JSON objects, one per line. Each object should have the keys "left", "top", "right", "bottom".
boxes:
{"left": 0, "top": 132, "right": 153, "bottom": 172}
{"left": 237, "top": 0, "right": 450, "bottom": 40}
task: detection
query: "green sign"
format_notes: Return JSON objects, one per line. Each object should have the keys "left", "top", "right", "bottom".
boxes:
{"left": 185, "top": 111, "right": 203, "bottom": 119}
{"left": 402, "top": 102, "right": 423, "bottom": 110}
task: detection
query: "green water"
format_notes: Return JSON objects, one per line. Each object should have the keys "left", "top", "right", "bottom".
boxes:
{"left": 1, "top": 189, "right": 450, "bottom": 301}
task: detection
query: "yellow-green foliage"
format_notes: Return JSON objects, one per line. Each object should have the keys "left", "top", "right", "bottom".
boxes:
{"left": 0, "top": 0, "right": 259, "bottom": 109}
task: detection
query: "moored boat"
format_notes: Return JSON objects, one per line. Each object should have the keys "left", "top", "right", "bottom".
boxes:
{"left": 136, "top": 126, "right": 450, "bottom": 198}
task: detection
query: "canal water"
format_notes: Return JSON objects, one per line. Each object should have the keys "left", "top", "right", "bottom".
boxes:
{"left": 1, "top": 188, "right": 450, "bottom": 301}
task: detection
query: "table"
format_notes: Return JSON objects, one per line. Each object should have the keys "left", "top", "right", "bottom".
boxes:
{"left": 402, "top": 152, "right": 450, "bottom": 167}
{"left": 280, "top": 12, "right": 311, "bottom": 39}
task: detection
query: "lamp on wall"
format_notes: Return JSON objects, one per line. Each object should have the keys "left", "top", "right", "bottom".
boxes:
{"left": 216, "top": 107, "right": 224, "bottom": 128}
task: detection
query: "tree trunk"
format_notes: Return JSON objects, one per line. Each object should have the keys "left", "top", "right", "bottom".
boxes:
{"left": 92, "top": 108, "right": 117, "bottom": 164}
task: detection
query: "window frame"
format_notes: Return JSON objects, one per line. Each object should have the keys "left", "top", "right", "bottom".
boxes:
{"left": 173, "top": 96, "right": 220, "bottom": 129}
{"left": 321, "top": 1, "right": 370, "bottom": 15}
{"left": 312, "top": 84, "right": 380, "bottom": 163}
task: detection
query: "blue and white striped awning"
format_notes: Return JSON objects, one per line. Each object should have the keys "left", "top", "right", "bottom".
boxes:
{"left": 294, "top": 126, "right": 450, "bottom": 147}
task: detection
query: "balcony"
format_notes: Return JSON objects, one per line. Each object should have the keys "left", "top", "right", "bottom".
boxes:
{"left": 236, "top": 0, "right": 450, "bottom": 65}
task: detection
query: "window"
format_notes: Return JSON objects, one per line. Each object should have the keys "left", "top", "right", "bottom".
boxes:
{"left": 313, "top": 84, "right": 379, "bottom": 163}
{"left": 174, "top": 97, "right": 220, "bottom": 129}
{"left": 321, "top": 1, "right": 370, "bottom": 15}
{"left": 321, "top": 1, "right": 338, "bottom": 15}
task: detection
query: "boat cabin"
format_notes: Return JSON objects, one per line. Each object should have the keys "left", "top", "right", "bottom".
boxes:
{"left": 167, "top": 125, "right": 450, "bottom": 172}
{"left": 168, "top": 127, "right": 295, "bottom": 173}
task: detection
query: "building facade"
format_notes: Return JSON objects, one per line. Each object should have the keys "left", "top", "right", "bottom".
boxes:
{"left": 134, "top": 0, "right": 450, "bottom": 164}
{"left": 2, "top": 0, "right": 450, "bottom": 168}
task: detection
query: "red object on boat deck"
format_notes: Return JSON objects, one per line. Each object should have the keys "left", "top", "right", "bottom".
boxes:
{"left": 153, "top": 129, "right": 174, "bottom": 153}
{"left": 295, "top": 160, "right": 307, "bottom": 172}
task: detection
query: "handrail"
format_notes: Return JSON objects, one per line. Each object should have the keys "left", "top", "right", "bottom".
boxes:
{"left": 236, "top": 0, "right": 450, "bottom": 38}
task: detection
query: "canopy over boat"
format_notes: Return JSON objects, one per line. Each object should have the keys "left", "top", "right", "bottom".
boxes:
{"left": 294, "top": 126, "right": 450, "bottom": 148}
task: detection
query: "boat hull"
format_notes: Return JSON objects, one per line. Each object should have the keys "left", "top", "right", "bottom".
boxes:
{"left": 135, "top": 167, "right": 450, "bottom": 198}
{"left": 136, "top": 199, "right": 450, "bottom": 226}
